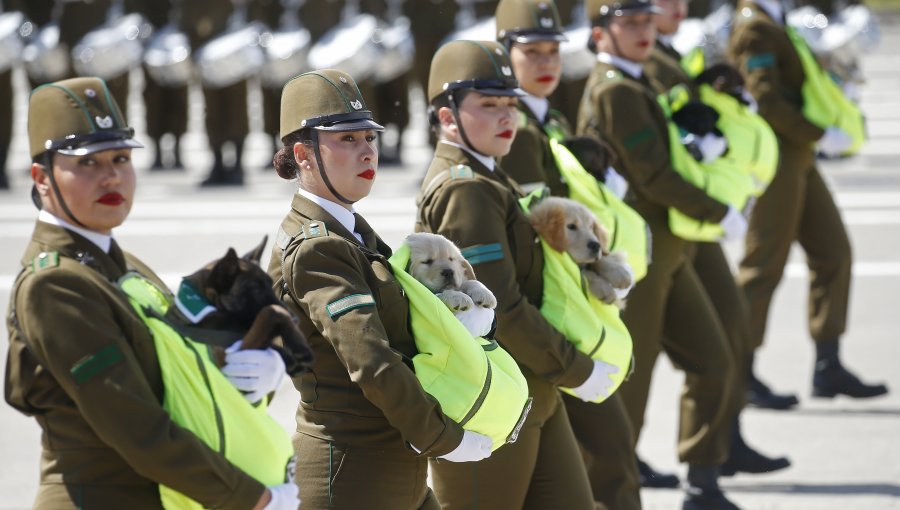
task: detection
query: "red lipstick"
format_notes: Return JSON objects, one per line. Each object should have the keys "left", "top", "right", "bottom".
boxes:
{"left": 638, "top": 41, "right": 650, "bottom": 48}
{"left": 537, "top": 75, "right": 556, "bottom": 83}
{"left": 358, "top": 169, "right": 375, "bottom": 180}
{"left": 97, "top": 192, "right": 124, "bottom": 206}
{"left": 498, "top": 130, "right": 514, "bottom": 139}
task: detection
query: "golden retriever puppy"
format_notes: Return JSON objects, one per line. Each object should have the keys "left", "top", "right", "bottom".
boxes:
{"left": 527, "top": 197, "right": 633, "bottom": 305}
{"left": 405, "top": 233, "right": 497, "bottom": 312}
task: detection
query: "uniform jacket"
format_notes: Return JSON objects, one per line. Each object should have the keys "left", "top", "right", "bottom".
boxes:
{"left": 577, "top": 59, "right": 729, "bottom": 223}
{"left": 644, "top": 45, "right": 694, "bottom": 96}
{"left": 499, "top": 103, "right": 571, "bottom": 197}
{"left": 415, "top": 142, "right": 594, "bottom": 423}
{"left": 728, "top": 0, "right": 825, "bottom": 169}
{"left": 268, "top": 194, "right": 464, "bottom": 456}
{"left": 5, "top": 222, "right": 264, "bottom": 509}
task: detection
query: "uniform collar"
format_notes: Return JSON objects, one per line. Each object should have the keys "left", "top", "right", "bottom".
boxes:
{"left": 38, "top": 209, "right": 112, "bottom": 253}
{"left": 297, "top": 188, "right": 363, "bottom": 244}
{"left": 598, "top": 52, "right": 643, "bottom": 79}
{"left": 520, "top": 93, "right": 550, "bottom": 124}
{"left": 752, "top": 0, "right": 784, "bottom": 24}
{"left": 658, "top": 34, "right": 675, "bottom": 50}
{"left": 440, "top": 140, "right": 496, "bottom": 172}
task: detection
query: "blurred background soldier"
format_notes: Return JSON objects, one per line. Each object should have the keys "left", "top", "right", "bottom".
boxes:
{"left": 0, "top": 0, "right": 20, "bottom": 188}
{"left": 366, "top": 0, "right": 411, "bottom": 165}
{"left": 547, "top": 0, "right": 586, "bottom": 126}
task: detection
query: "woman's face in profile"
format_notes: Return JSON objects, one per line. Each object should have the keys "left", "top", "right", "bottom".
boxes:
{"left": 34, "top": 149, "right": 136, "bottom": 234}
{"left": 300, "top": 129, "right": 379, "bottom": 205}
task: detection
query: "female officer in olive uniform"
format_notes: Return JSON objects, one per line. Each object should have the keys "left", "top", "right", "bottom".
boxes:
{"left": 493, "top": 2, "right": 642, "bottom": 508}
{"left": 5, "top": 77, "right": 297, "bottom": 509}
{"left": 268, "top": 69, "right": 491, "bottom": 509}
{"left": 416, "top": 40, "right": 599, "bottom": 509}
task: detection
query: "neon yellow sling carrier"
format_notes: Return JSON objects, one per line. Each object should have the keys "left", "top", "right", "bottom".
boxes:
{"left": 542, "top": 121, "right": 651, "bottom": 282}
{"left": 518, "top": 192, "right": 633, "bottom": 403}
{"left": 387, "top": 244, "right": 532, "bottom": 450}
{"left": 118, "top": 272, "right": 295, "bottom": 509}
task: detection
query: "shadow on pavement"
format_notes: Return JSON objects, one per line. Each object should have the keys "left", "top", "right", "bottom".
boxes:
{"left": 778, "top": 406, "right": 900, "bottom": 418}
{"left": 725, "top": 482, "right": 900, "bottom": 497}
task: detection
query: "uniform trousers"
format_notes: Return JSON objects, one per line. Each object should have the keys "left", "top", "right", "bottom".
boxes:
{"left": 618, "top": 209, "right": 736, "bottom": 466}
{"left": 142, "top": 70, "right": 188, "bottom": 139}
{"left": 737, "top": 150, "right": 852, "bottom": 348}
{"left": 202, "top": 81, "right": 249, "bottom": 147}
{"left": 564, "top": 392, "right": 642, "bottom": 510}
{"left": 430, "top": 393, "right": 595, "bottom": 510}
{"left": 293, "top": 433, "right": 439, "bottom": 510}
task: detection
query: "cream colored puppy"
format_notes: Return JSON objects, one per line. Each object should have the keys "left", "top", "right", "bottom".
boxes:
{"left": 405, "top": 233, "right": 497, "bottom": 311}
{"left": 528, "top": 197, "right": 633, "bottom": 305}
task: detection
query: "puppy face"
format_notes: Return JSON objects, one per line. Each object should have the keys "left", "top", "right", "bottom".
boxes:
{"left": 405, "top": 233, "right": 475, "bottom": 293}
{"left": 529, "top": 197, "right": 609, "bottom": 264}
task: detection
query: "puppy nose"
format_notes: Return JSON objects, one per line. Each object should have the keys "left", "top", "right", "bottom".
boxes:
{"left": 441, "top": 268, "right": 455, "bottom": 281}
{"left": 587, "top": 241, "right": 601, "bottom": 254}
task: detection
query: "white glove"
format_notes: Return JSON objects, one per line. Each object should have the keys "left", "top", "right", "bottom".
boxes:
{"left": 696, "top": 132, "right": 728, "bottom": 163}
{"left": 222, "top": 341, "right": 287, "bottom": 404}
{"left": 570, "top": 360, "right": 620, "bottom": 402}
{"left": 719, "top": 206, "right": 748, "bottom": 242}
{"left": 263, "top": 482, "right": 301, "bottom": 510}
{"left": 817, "top": 127, "right": 853, "bottom": 157}
{"left": 454, "top": 305, "right": 495, "bottom": 338}
{"left": 603, "top": 166, "right": 629, "bottom": 199}
{"left": 613, "top": 263, "right": 635, "bottom": 301}
{"left": 740, "top": 89, "right": 759, "bottom": 113}
{"left": 439, "top": 430, "right": 493, "bottom": 462}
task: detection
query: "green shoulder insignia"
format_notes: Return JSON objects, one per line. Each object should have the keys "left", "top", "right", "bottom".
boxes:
{"left": 31, "top": 251, "right": 59, "bottom": 273}
{"left": 605, "top": 69, "right": 623, "bottom": 81}
{"left": 303, "top": 221, "right": 328, "bottom": 239}
{"left": 461, "top": 243, "right": 505, "bottom": 266}
{"left": 326, "top": 293, "right": 375, "bottom": 319}
{"left": 517, "top": 110, "right": 529, "bottom": 128}
{"left": 449, "top": 164, "right": 474, "bottom": 180}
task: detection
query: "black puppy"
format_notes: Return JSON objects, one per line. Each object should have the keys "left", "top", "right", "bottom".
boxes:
{"left": 170, "top": 236, "right": 314, "bottom": 375}
{"left": 562, "top": 135, "right": 618, "bottom": 183}
{"left": 694, "top": 63, "right": 748, "bottom": 104}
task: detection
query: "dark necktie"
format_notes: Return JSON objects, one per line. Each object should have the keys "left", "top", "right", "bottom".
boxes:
{"left": 353, "top": 213, "right": 378, "bottom": 251}
{"left": 108, "top": 239, "right": 128, "bottom": 274}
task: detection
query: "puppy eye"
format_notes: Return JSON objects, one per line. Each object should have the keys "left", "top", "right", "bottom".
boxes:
{"left": 448, "top": 256, "right": 454, "bottom": 262}
{"left": 424, "top": 259, "right": 434, "bottom": 265}
{"left": 567, "top": 223, "right": 577, "bottom": 230}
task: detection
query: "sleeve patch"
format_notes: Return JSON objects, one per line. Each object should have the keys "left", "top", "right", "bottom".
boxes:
{"left": 623, "top": 127, "right": 655, "bottom": 150}
{"left": 70, "top": 344, "right": 124, "bottom": 385}
{"left": 326, "top": 294, "right": 375, "bottom": 318}
{"left": 746, "top": 53, "right": 775, "bottom": 71}
{"left": 461, "top": 243, "right": 504, "bottom": 265}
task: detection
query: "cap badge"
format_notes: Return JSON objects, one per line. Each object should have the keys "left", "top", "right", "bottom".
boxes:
{"left": 350, "top": 99, "right": 363, "bottom": 110}
{"left": 495, "top": 47, "right": 503, "bottom": 56}
{"left": 85, "top": 88, "right": 97, "bottom": 98}
{"left": 95, "top": 115, "right": 114, "bottom": 129}
{"left": 339, "top": 76, "right": 348, "bottom": 84}
{"left": 501, "top": 65, "right": 512, "bottom": 76}
{"left": 540, "top": 17, "right": 553, "bottom": 28}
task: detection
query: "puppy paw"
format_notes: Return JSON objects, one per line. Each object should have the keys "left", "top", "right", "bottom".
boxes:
{"left": 437, "top": 289, "right": 475, "bottom": 312}
{"left": 596, "top": 253, "right": 633, "bottom": 290}
{"left": 584, "top": 271, "right": 619, "bottom": 304}
{"left": 460, "top": 280, "right": 497, "bottom": 309}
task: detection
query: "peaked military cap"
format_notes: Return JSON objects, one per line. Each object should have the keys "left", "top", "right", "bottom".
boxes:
{"left": 496, "top": 0, "right": 568, "bottom": 43}
{"left": 586, "top": 0, "right": 662, "bottom": 20}
{"left": 28, "top": 77, "right": 142, "bottom": 158}
{"left": 280, "top": 69, "right": 384, "bottom": 139}
{"left": 428, "top": 40, "right": 523, "bottom": 103}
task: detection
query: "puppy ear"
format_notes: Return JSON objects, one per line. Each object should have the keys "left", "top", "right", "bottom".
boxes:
{"left": 460, "top": 256, "right": 477, "bottom": 280}
{"left": 208, "top": 248, "right": 241, "bottom": 296}
{"left": 544, "top": 207, "right": 569, "bottom": 253}
{"left": 243, "top": 235, "right": 268, "bottom": 265}
{"left": 592, "top": 218, "right": 610, "bottom": 253}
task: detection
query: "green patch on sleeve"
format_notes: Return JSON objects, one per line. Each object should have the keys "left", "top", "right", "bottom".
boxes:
{"left": 461, "top": 243, "right": 504, "bottom": 265}
{"left": 326, "top": 294, "right": 375, "bottom": 318}
{"left": 623, "top": 127, "right": 655, "bottom": 150}
{"left": 746, "top": 53, "right": 775, "bottom": 71}
{"left": 70, "top": 344, "right": 124, "bottom": 385}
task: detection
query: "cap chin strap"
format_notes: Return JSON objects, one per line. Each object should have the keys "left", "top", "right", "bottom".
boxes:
{"left": 448, "top": 92, "right": 479, "bottom": 155}
{"left": 309, "top": 129, "right": 356, "bottom": 205}
{"left": 40, "top": 152, "right": 89, "bottom": 228}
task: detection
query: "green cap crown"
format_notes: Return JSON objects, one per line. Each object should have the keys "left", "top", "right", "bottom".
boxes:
{"left": 28, "top": 77, "right": 140, "bottom": 158}
{"left": 280, "top": 69, "right": 384, "bottom": 139}
{"left": 585, "top": 0, "right": 661, "bottom": 21}
{"left": 428, "top": 40, "right": 521, "bottom": 103}
{"left": 496, "top": 0, "right": 567, "bottom": 43}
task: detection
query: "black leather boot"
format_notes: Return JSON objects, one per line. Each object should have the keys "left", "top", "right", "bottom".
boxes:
{"left": 200, "top": 147, "right": 228, "bottom": 187}
{"left": 721, "top": 416, "right": 790, "bottom": 476}
{"left": 638, "top": 457, "right": 680, "bottom": 488}
{"left": 812, "top": 341, "right": 888, "bottom": 399}
{"left": 682, "top": 465, "right": 741, "bottom": 510}
{"left": 746, "top": 354, "right": 799, "bottom": 410}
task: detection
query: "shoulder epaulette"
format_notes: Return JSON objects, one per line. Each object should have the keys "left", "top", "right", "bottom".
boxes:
{"left": 31, "top": 251, "right": 59, "bottom": 273}
{"left": 449, "top": 164, "right": 474, "bottom": 180}
{"left": 604, "top": 69, "right": 624, "bottom": 81}
{"left": 302, "top": 221, "right": 328, "bottom": 239}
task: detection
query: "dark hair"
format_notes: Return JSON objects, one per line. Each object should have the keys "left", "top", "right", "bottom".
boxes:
{"left": 428, "top": 89, "right": 474, "bottom": 136}
{"left": 273, "top": 130, "right": 313, "bottom": 180}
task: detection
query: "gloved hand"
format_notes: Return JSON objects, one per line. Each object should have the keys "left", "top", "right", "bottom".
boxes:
{"left": 603, "top": 166, "right": 629, "bottom": 199}
{"left": 454, "top": 305, "right": 495, "bottom": 338}
{"left": 719, "top": 206, "right": 748, "bottom": 242}
{"left": 222, "top": 341, "right": 287, "bottom": 404}
{"left": 570, "top": 360, "right": 620, "bottom": 402}
{"left": 262, "top": 482, "right": 301, "bottom": 510}
{"left": 740, "top": 89, "right": 758, "bottom": 113}
{"left": 817, "top": 127, "right": 853, "bottom": 157}
{"left": 439, "top": 430, "right": 493, "bottom": 462}
{"left": 696, "top": 132, "right": 728, "bottom": 163}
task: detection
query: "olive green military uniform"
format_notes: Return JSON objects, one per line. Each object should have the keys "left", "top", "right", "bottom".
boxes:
{"left": 577, "top": 59, "right": 737, "bottom": 467}
{"left": 269, "top": 196, "right": 459, "bottom": 509}
{"left": 728, "top": 1, "right": 851, "bottom": 350}
{"left": 0, "top": 67, "right": 10, "bottom": 188}
{"left": 547, "top": 0, "right": 590, "bottom": 126}
{"left": 500, "top": 105, "right": 572, "bottom": 195}
{"left": 138, "top": 0, "right": 188, "bottom": 155}
{"left": 417, "top": 142, "right": 596, "bottom": 509}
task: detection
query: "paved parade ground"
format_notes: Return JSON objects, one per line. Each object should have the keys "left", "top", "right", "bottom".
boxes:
{"left": 2, "top": 13, "right": 900, "bottom": 510}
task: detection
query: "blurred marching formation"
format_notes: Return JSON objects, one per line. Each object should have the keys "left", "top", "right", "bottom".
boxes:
{"left": 0, "top": 0, "right": 879, "bottom": 189}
